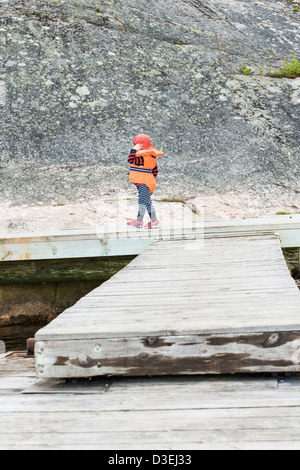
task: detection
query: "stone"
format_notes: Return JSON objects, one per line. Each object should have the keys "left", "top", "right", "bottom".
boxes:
{"left": 76, "top": 85, "right": 91, "bottom": 97}
{"left": 0, "top": 0, "right": 299, "bottom": 208}
{"left": 0, "top": 81, "right": 5, "bottom": 106}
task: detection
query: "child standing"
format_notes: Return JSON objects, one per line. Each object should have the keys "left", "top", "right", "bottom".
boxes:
{"left": 127, "top": 134, "right": 164, "bottom": 229}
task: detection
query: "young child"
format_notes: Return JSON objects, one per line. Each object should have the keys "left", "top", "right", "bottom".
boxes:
{"left": 127, "top": 134, "right": 164, "bottom": 229}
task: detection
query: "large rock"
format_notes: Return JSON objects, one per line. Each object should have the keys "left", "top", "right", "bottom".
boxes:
{"left": 0, "top": 0, "right": 300, "bottom": 205}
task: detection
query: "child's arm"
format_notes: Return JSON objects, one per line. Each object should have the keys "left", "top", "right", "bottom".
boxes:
{"left": 128, "top": 148, "right": 144, "bottom": 166}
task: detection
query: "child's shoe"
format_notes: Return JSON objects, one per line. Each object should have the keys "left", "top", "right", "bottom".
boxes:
{"left": 145, "top": 220, "right": 159, "bottom": 229}
{"left": 127, "top": 219, "right": 143, "bottom": 228}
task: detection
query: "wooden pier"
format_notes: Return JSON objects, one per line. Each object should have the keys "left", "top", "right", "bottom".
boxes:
{"left": 2, "top": 352, "right": 300, "bottom": 449}
{"left": 2, "top": 217, "right": 300, "bottom": 449}
{"left": 35, "top": 233, "right": 300, "bottom": 378}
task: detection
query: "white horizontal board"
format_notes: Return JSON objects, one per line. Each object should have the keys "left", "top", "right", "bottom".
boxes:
{"left": 1, "top": 215, "right": 300, "bottom": 262}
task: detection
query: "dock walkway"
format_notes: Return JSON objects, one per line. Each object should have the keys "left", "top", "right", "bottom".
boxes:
{"left": 2, "top": 353, "right": 300, "bottom": 449}
{"left": 35, "top": 233, "right": 300, "bottom": 378}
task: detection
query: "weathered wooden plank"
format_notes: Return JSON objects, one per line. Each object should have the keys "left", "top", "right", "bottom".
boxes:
{"left": 1, "top": 442, "right": 299, "bottom": 450}
{"left": 3, "top": 388, "right": 300, "bottom": 413}
{"left": 110, "top": 263, "right": 292, "bottom": 280}
{"left": 96, "top": 282, "right": 296, "bottom": 296}
{"left": 83, "top": 289, "right": 298, "bottom": 301}
{"left": 35, "top": 330, "right": 300, "bottom": 378}
{"left": 143, "top": 235, "right": 281, "bottom": 251}
{"left": 0, "top": 376, "right": 37, "bottom": 390}
{"left": 65, "top": 299, "right": 300, "bottom": 311}
{"left": 0, "top": 235, "right": 154, "bottom": 261}
{"left": 3, "top": 409, "right": 300, "bottom": 434}
{"left": 0, "top": 362, "right": 35, "bottom": 376}
{"left": 72, "top": 288, "right": 300, "bottom": 303}
{"left": 0, "top": 369, "right": 36, "bottom": 378}
{"left": 1, "top": 442, "right": 298, "bottom": 450}
{"left": 35, "top": 315, "right": 300, "bottom": 343}
{"left": 108, "top": 375, "right": 278, "bottom": 390}
{"left": 23, "top": 375, "right": 277, "bottom": 394}
{"left": 22, "top": 377, "right": 113, "bottom": 394}
{"left": 36, "top": 313, "right": 300, "bottom": 342}
{"left": 124, "top": 257, "right": 288, "bottom": 266}
{"left": 39, "top": 307, "right": 300, "bottom": 326}
{"left": 2, "top": 419, "right": 300, "bottom": 447}
{"left": 1, "top": 215, "right": 300, "bottom": 265}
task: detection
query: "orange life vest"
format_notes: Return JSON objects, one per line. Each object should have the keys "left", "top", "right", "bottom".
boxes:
{"left": 129, "top": 148, "right": 164, "bottom": 193}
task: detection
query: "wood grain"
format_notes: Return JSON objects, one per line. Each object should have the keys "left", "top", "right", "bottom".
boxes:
{"left": 35, "top": 234, "right": 300, "bottom": 377}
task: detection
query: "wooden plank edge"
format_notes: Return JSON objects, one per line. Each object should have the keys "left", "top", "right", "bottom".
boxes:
{"left": 35, "top": 324, "right": 300, "bottom": 341}
{"left": 35, "top": 329, "right": 300, "bottom": 378}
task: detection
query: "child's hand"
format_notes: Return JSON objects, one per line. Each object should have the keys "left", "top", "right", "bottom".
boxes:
{"left": 133, "top": 144, "right": 143, "bottom": 151}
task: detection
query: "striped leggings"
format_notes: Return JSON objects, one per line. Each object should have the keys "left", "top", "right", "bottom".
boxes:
{"left": 137, "top": 184, "right": 157, "bottom": 222}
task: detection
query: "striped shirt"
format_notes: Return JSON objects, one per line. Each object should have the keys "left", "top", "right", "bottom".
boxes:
{"left": 128, "top": 149, "right": 158, "bottom": 178}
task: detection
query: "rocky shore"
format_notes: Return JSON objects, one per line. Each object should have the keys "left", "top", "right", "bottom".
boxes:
{"left": 0, "top": 0, "right": 300, "bottom": 219}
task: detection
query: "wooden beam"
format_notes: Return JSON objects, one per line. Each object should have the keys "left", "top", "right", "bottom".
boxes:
{"left": 1, "top": 215, "right": 300, "bottom": 262}
{"left": 35, "top": 330, "right": 300, "bottom": 378}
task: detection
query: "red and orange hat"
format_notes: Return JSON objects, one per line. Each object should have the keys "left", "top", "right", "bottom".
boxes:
{"left": 133, "top": 134, "right": 154, "bottom": 150}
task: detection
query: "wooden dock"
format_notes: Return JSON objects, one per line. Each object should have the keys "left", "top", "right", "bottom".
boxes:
{"left": 35, "top": 233, "right": 300, "bottom": 378}
{"left": 2, "top": 214, "right": 300, "bottom": 262}
{"left": 2, "top": 353, "right": 300, "bottom": 450}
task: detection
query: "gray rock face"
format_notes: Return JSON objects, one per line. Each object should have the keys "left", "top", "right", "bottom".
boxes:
{"left": 0, "top": 0, "right": 300, "bottom": 204}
